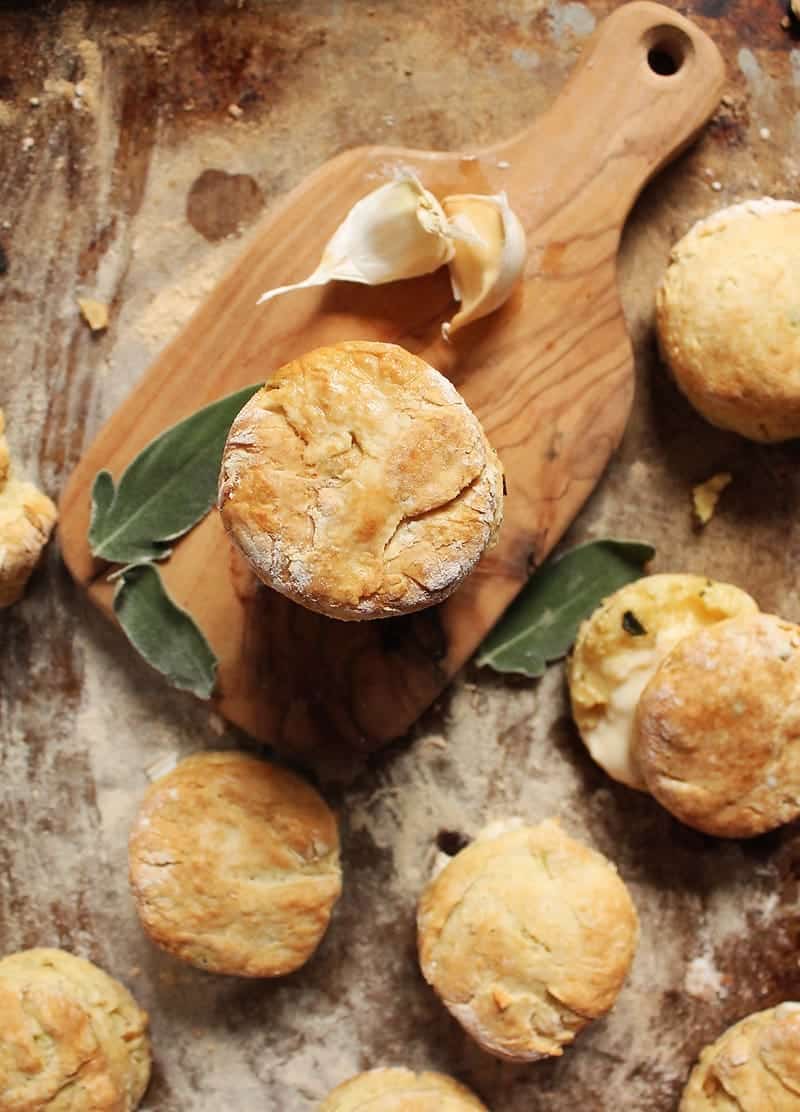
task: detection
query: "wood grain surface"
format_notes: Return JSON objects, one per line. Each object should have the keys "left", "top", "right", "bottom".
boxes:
{"left": 3, "top": 2, "right": 800, "bottom": 1110}
{"left": 59, "top": 2, "right": 724, "bottom": 768}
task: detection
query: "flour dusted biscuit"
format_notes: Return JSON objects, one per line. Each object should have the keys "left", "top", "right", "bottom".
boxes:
{"left": 0, "top": 948, "right": 150, "bottom": 1111}
{"left": 319, "top": 1068, "right": 488, "bottom": 1111}
{"left": 568, "top": 574, "right": 758, "bottom": 790}
{"left": 416, "top": 819, "right": 639, "bottom": 1061}
{"left": 636, "top": 613, "right": 800, "bottom": 837}
{"left": 656, "top": 199, "right": 800, "bottom": 442}
{"left": 128, "top": 750, "right": 341, "bottom": 977}
{"left": 680, "top": 1003, "right": 800, "bottom": 1110}
{"left": 218, "top": 341, "right": 503, "bottom": 620}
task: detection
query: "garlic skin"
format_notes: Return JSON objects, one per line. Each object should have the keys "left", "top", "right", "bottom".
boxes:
{"left": 257, "top": 175, "right": 455, "bottom": 305}
{"left": 441, "top": 192, "right": 526, "bottom": 339}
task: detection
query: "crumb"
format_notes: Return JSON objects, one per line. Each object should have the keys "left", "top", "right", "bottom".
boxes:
{"left": 78, "top": 297, "right": 109, "bottom": 332}
{"left": 692, "top": 472, "right": 732, "bottom": 526}
{"left": 496, "top": 159, "right": 511, "bottom": 169}
{"left": 711, "top": 180, "right": 723, "bottom": 191}
{"left": 21, "top": 137, "right": 34, "bottom": 152}
{"left": 759, "top": 127, "right": 771, "bottom": 140}
{"left": 492, "top": 986, "right": 513, "bottom": 1011}
{"left": 145, "top": 751, "right": 179, "bottom": 781}
{"left": 208, "top": 712, "right": 226, "bottom": 736}
{"left": 227, "top": 103, "right": 244, "bottom": 120}
{"left": 29, "top": 96, "right": 40, "bottom": 107}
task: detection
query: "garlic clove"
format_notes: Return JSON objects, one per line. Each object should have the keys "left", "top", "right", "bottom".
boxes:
{"left": 441, "top": 192, "right": 526, "bottom": 339}
{"left": 257, "top": 175, "right": 455, "bottom": 306}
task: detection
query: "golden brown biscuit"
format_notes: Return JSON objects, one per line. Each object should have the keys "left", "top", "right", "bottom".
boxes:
{"left": 218, "top": 341, "right": 503, "bottom": 620}
{"left": 319, "top": 1068, "right": 488, "bottom": 1111}
{"left": 568, "top": 574, "right": 758, "bottom": 790}
{"left": 680, "top": 1003, "right": 800, "bottom": 1111}
{"left": 417, "top": 819, "right": 639, "bottom": 1062}
{"left": 0, "top": 948, "right": 150, "bottom": 1111}
{"left": 128, "top": 750, "right": 342, "bottom": 976}
{"left": 635, "top": 613, "right": 800, "bottom": 838}
{"left": 0, "top": 408, "right": 57, "bottom": 607}
{"left": 656, "top": 199, "right": 800, "bottom": 442}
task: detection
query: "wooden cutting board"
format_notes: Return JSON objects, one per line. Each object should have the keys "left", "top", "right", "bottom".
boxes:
{"left": 59, "top": 2, "right": 724, "bottom": 776}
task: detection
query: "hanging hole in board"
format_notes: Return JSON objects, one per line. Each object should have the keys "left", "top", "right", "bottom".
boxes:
{"left": 644, "top": 25, "right": 692, "bottom": 77}
{"left": 648, "top": 45, "right": 680, "bottom": 75}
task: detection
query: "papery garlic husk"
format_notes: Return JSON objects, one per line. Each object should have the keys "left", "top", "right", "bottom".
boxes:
{"left": 257, "top": 175, "right": 455, "bottom": 305}
{"left": 441, "top": 192, "right": 526, "bottom": 338}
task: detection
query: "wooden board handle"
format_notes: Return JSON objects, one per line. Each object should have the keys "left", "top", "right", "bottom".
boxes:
{"left": 56, "top": 3, "right": 726, "bottom": 776}
{"left": 503, "top": 1, "right": 725, "bottom": 235}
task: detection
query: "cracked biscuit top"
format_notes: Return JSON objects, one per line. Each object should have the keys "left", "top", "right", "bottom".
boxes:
{"left": 127, "top": 751, "right": 342, "bottom": 978}
{"left": 0, "top": 948, "right": 150, "bottom": 1112}
{"left": 218, "top": 341, "right": 503, "bottom": 620}
{"left": 680, "top": 1003, "right": 800, "bottom": 1111}
{"left": 416, "top": 819, "right": 639, "bottom": 1062}
{"left": 635, "top": 612, "right": 800, "bottom": 838}
{"left": 319, "top": 1067, "right": 489, "bottom": 1111}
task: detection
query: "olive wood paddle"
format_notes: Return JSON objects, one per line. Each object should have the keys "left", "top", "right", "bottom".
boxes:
{"left": 60, "top": 2, "right": 724, "bottom": 776}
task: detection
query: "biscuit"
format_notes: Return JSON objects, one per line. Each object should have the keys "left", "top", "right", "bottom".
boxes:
{"left": 0, "top": 948, "right": 150, "bottom": 1111}
{"left": 680, "top": 1003, "right": 800, "bottom": 1110}
{"left": 218, "top": 341, "right": 504, "bottom": 620}
{"left": 635, "top": 612, "right": 800, "bottom": 837}
{"left": 319, "top": 1068, "right": 488, "bottom": 1111}
{"left": 0, "top": 408, "right": 58, "bottom": 607}
{"left": 568, "top": 574, "right": 758, "bottom": 790}
{"left": 656, "top": 198, "right": 800, "bottom": 442}
{"left": 128, "top": 750, "right": 342, "bottom": 976}
{"left": 416, "top": 819, "right": 639, "bottom": 1061}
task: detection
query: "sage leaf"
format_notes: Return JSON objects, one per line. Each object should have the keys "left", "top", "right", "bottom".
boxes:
{"left": 89, "top": 384, "right": 260, "bottom": 564}
{"left": 113, "top": 563, "right": 217, "bottom": 698}
{"left": 475, "top": 538, "right": 655, "bottom": 677}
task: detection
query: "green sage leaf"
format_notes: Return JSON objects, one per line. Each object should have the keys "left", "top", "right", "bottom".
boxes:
{"left": 113, "top": 563, "right": 217, "bottom": 698}
{"left": 89, "top": 384, "right": 261, "bottom": 564}
{"left": 475, "top": 538, "right": 655, "bottom": 677}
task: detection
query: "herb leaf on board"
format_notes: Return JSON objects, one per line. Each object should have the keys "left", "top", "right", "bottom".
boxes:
{"left": 475, "top": 538, "right": 655, "bottom": 677}
{"left": 113, "top": 563, "right": 217, "bottom": 699}
{"left": 89, "top": 384, "right": 260, "bottom": 564}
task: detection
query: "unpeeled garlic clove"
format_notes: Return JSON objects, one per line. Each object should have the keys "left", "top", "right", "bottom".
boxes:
{"left": 257, "top": 175, "right": 455, "bottom": 305}
{"left": 441, "top": 192, "right": 526, "bottom": 339}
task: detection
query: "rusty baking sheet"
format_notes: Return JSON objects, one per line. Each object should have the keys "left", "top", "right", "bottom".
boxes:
{"left": 1, "top": 1, "right": 799, "bottom": 1109}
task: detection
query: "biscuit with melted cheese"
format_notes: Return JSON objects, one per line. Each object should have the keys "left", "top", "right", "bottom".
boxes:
{"left": 128, "top": 750, "right": 342, "bottom": 977}
{"left": 416, "top": 819, "right": 639, "bottom": 1062}
{"left": 656, "top": 199, "right": 800, "bottom": 442}
{"left": 680, "top": 1003, "right": 800, "bottom": 1110}
{"left": 635, "top": 612, "right": 800, "bottom": 837}
{"left": 568, "top": 574, "right": 758, "bottom": 790}
{"left": 319, "top": 1068, "right": 488, "bottom": 1111}
{"left": 218, "top": 341, "right": 503, "bottom": 620}
{"left": 0, "top": 948, "right": 150, "bottom": 1111}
